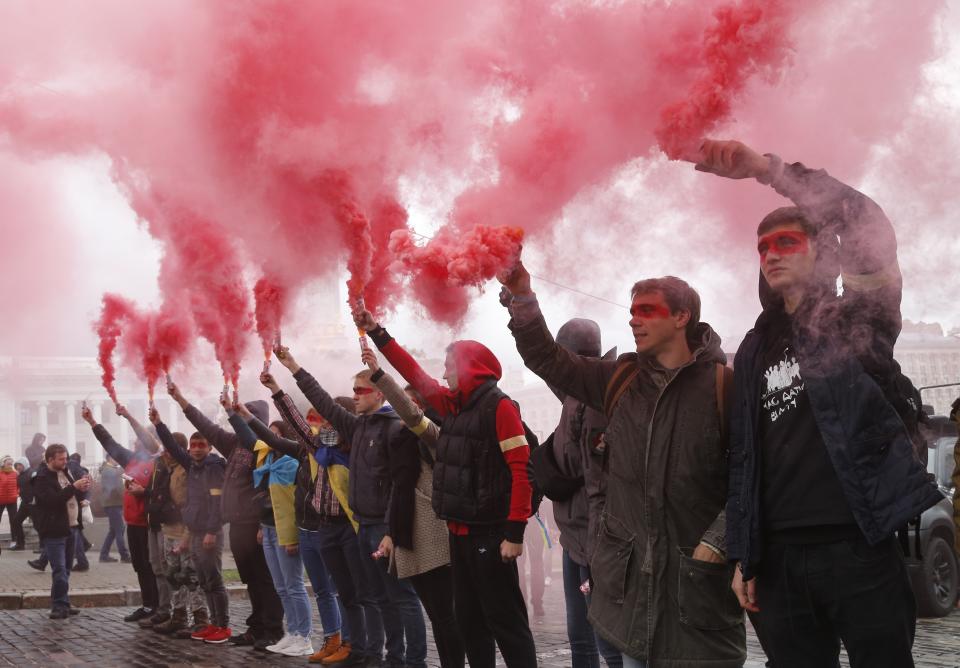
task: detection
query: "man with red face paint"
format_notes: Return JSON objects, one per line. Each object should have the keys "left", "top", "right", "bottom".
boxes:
{"left": 698, "top": 139, "right": 941, "bottom": 668}
{"left": 353, "top": 308, "right": 538, "bottom": 668}
{"left": 498, "top": 269, "right": 744, "bottom": 668}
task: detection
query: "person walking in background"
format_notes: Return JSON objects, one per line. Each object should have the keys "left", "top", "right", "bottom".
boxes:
{"left": 24, "top": 433, "right": 46, "bottom": 471}
{"left": 99, "top": 456, "right": 131, "bottom": 563}
{"left": 10, "top": 457, "right": 29, "bottom": 551}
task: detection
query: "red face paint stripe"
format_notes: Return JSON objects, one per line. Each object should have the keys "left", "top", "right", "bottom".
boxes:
{"left": 630, "top": 303, "right": 671, "bottom": 319}
{"left": 757, "top": 230, "right": 809, "bottom": 259}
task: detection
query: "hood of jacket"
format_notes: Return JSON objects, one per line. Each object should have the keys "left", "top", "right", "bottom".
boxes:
{"left": 557, "top": 318, "right": 601, "bottom": 357}
{"left": 448, "top": 340, "right": 502, "bottom": 403}
{"left": 246, "top": 400, "right": 269, "bottom": 424}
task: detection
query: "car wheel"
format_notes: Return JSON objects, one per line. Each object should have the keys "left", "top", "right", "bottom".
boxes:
{"left": 916, "top": 536, "right": 958, "bottom": 617}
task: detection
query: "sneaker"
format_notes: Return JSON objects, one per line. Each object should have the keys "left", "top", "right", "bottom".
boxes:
{"left": 10, "top": 544, "right": 24, "bottom": 551}
{"left": 190, "top": 624, "right": 217, "bottom": 641}
{"left": 7, "top": 542, "right": 15, "bottom": 549}
{"left": 72, "top": 564, "right": 89, "bottom": 572}
{"left": 176, "top": 622, "right": 207, "bottom": 640}
{"left": 124, "top": 607, "right": 154, "bottom": 623}
{"left": 204, "top": 626, "right": 233, "bottom": 644}
{"left": 99, "top": 556, "right": 118, "bottom": 563}
{"left": 309, "top": 632, "right": 343, "bottom": 663}
{"left": 49, "top": 607, "right": 69, "bottom": 620}
{"left": 254, "top": 634, "right": 283, "bottom": 651}
{"left": 266, "top": 633, "right": 297, "bottom": 654}
{"left": 279, "top": 635, "right": 314, "bottom": 657}
{"left": 228, "top": 630, "right": 257, "bottom": 646}
{"left": 139, "top": 611, "right": 169, "bottom": 628}
{"left": 67, "top": 607, "right": 80, "bottom": 616}
{"left": 27, "top": 559, "right": 46, "bottom": 572}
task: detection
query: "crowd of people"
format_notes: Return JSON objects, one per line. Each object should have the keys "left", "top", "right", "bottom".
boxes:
{"left": 17, "top": 139, "right": 958, "bottom": 667}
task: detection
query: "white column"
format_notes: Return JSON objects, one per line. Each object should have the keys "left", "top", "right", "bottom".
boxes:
{"left": 64, "top": 401, "right": 77, "bottom": 453}
{"left": 37, "top": 401, "right": 49, "bottom": 438}
{"left": 90, "top": 402, "right": 104, "bottom": 465}
{"left": 166, "top": 400, "right": 180, "bottom": 433}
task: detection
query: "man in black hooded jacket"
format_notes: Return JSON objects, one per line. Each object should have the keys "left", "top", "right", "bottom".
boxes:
{"left": 699, "top": 139, "right": 943, "bottom": 668}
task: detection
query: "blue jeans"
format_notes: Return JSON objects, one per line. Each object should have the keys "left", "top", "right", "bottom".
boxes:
{"left": 261, "top": 525, "right": 312, "bottom": 637}
{"left": 100, "top": 505, "right": 129, "bottom": 559}
{"left": 46, "top": 529, "right": 77, "bottom": 611}
{"left": 299, "top": 528, "right": 345, "bottom": 638}
{"left": 563, "top": 550, "right": 623, "bottom": 668}
{"left": 356, "top": 523, "right": 427, "bottom": 667}
{"left": 621, "top": 655, "right": 648, "bottom": 668}
{"left": 319, "top": 522, "right": 384, "bottom": 657}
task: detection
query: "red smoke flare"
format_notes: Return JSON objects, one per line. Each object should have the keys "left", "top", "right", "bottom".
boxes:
{"left": 253, "top": 277, "right": 287, "bottom": 359}
{"left": 124, "top": 304, "right": 193, "bottom": 402}
{"left": 655, "top": 1, "right": 793, "bottom": 161}
{"left": 95, "top": 294, "right": 136, "bottom": 403}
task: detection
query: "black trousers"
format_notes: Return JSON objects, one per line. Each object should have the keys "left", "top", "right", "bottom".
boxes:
{"left": 410, "top": 565, "right": 465, "bottom": 668}
{"left": 127, "top": 525, "right": 159, "bottom": 609}
{"left": 1, "top": 503, "right": 24, "bottom": 546}
{"left": 229, "top": 522, "right": 283, "bottom": 637}
{"left": 449, "top": 533, "right": 537, "bottom": 668}
{"left": 755, "top": 536, "right": 916, "bottom": 668}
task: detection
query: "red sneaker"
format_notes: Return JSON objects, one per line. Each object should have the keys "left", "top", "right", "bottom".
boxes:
{"left": 204, "top": 627, "right": 233, "bottom": 644}
{"left": 190, "top": 624, "right": 217, "bottom": 641}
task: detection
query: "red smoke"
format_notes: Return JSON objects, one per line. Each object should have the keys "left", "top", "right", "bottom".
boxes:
{"left": 655, "top": 1, "right": 794, "bottom": 161}
{"left": 122, "top": 303, "right": 193, "bottom": 402}
{"left": 253, "top": 277, "right": 287, "bottom": 359}
{"left": 1, "top": 0, "right": 955, "bottom": 364}
{"left": 95, "top": 294, "right": 136, "bottom": 403}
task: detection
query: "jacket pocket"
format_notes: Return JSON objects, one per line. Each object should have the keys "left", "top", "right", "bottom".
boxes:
{"left": 677, "top": 550, "right": 742, "bottom": 631}
{"left": 590, "top": 514, "right": 634, "bottom": 605}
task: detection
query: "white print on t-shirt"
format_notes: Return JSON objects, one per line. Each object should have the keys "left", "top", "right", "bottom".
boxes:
{"left": 762, "top": 348, "right": 804, "bottom": 423}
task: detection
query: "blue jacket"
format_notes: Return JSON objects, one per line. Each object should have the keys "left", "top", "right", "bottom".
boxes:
{"left": 156, "top": 422, "right": 226, "bottom": 535}
{"left": 725, "top": 157, "right": 941, "bottom": 579}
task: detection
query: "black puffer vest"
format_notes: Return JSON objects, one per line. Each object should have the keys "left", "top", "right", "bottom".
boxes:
{"left": 146, "top": 459, "right": 182, "bottom": 531}
{"left": 432, "top": 381, "right": 512, "bottom": 524}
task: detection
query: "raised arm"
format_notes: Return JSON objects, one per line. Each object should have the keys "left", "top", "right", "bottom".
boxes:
{"left": 498, "top": 264, "right": 618, "bottom": 412}
{"left": 81, "top": 404, "right": 134, "bottom": 468}
{"left": 262, "top": 371, "right": 316, "bottom": 452}
{"left": 116, "top": 404, "right": 160, "bottom": 454}
{"left": 151, "top": 409, "right": 191, "bottom": 469}
{"left": 274, "top": 345, "right": 359, "bottom": 441}
{"left": 168, "top": 382, "right": 237, "bottom": 458}
{"left": 364, "top": 347, "right": 439, "bottom": 446}
{"left": 226, "top": 412, "right": 258, "bottom": 452}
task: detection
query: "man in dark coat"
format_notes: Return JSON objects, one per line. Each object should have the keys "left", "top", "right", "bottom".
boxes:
{"left": 698, "top": 139, "right": 943, "bottom": 668}
{"left": 32, "top": 444, "right": 91, "bottom": 619}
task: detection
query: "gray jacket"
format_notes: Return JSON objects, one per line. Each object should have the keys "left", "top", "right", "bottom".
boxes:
{"left": 510, "top": 299, "right": 745, "bottom": 666}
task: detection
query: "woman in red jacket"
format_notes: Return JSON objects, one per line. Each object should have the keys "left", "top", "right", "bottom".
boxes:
{"left": 0, "top": 456, "right": 21, "bottom": 546}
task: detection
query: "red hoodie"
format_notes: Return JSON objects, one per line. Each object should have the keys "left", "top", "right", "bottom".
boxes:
{"left": 378, "top": 335, "right": 532, "bottom": 539}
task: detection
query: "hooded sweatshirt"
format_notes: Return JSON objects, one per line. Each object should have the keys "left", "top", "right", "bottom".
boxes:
{"left": 183, "top": 400, "right": 270, "bottom": 525}
{"left": 92, "top": 425, "right": 154, "bottom": 527}
{"left": 370, "top": 328, "right": 532, "bottom": 543}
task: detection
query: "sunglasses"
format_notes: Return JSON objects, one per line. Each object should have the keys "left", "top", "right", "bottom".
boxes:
{"left": 353, "top": 386, "right": 375, "bottom": 396}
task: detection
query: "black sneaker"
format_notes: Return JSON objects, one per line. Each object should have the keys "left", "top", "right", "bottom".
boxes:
{"left": 72, "top": 565, "right": 89, "bottom": 572}
{"left": 68, "top": 607, "right": 80, "bottom": 616}
{"left": 99, "top": 556, "right": 118, "bottom": 563}
{"left": 253, "top": 635, "right": 283, "bottom": 652}
{"left": 10, "top": 544, "right": 25, "bottom": 551}
{"left": 49, "top": 608, "right": 69, "bottom": 620}
{"left": 229, "top": 630, "right": 256, "bottom": 646}
{"left": 27, "top": 559, "right": 46, "bottom": 572}
{"left": 124, "top": 607, "right": 155, "bottom": 623}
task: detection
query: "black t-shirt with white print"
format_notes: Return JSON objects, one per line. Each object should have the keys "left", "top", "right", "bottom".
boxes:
{"left": 759, "top": 325, "right": 857, "bottom": 542}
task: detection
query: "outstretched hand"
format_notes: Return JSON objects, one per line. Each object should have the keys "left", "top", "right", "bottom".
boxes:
{"left": 274, "top": 345, "right": 300, "bottom": 373}
{"left": 148, "top": 407, "right": 161, "bottom": 426}
{"left": 219, "top": 388, "right": 234, "bottom": 414}
{"left": 234, "top": 400, "right": 252, "bottom": 420}
{"left": 695, "top": 139, "right": 770, "bottom": 180}
{"left": 361, "top": 348, "right": 380, "bottom": 372}
{"left": 115, "top": 403, "right": 130, "bottom": 419}
{"left": 81, "top": 405, "right": 96, "bottom": 426}
{"left": 496, "top": 259, "right": 532, "bottom": 297}
{"left": 167, "top": 381, "right": 187, "bottom": 408}
{"left": 352, "top": 308, "right": 378, "bottom": 333}
{"left": 260, "top": 372, "right": 280, "bottom": 393}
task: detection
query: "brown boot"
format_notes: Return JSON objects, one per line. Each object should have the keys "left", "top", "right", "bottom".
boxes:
{"left": 139, "top": 610, "right": 170, "bottom": 629}
{"left": 319, "top": 641, "right": 355, "bottom": 665}
{"left": 154, "top": 607, "right": 188, "bottom": 635}
{"left": 309, "top": 632, "right": 342, "bottom": 663}
{"left": 174, "top": 608, "right": 209, "bottom": 640}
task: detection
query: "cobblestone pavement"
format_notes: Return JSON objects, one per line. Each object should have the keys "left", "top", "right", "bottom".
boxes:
{"left": 0, "top": 579, "right": 957, "bottom": 666}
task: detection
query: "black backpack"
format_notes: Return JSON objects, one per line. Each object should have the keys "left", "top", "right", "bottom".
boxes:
{"left": 522, "top": 422, "right": 544, "bottom": 517}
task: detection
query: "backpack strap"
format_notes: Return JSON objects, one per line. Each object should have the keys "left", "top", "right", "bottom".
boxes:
{"left": 603, "top": 359, "right": 641, "bottom": 419}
